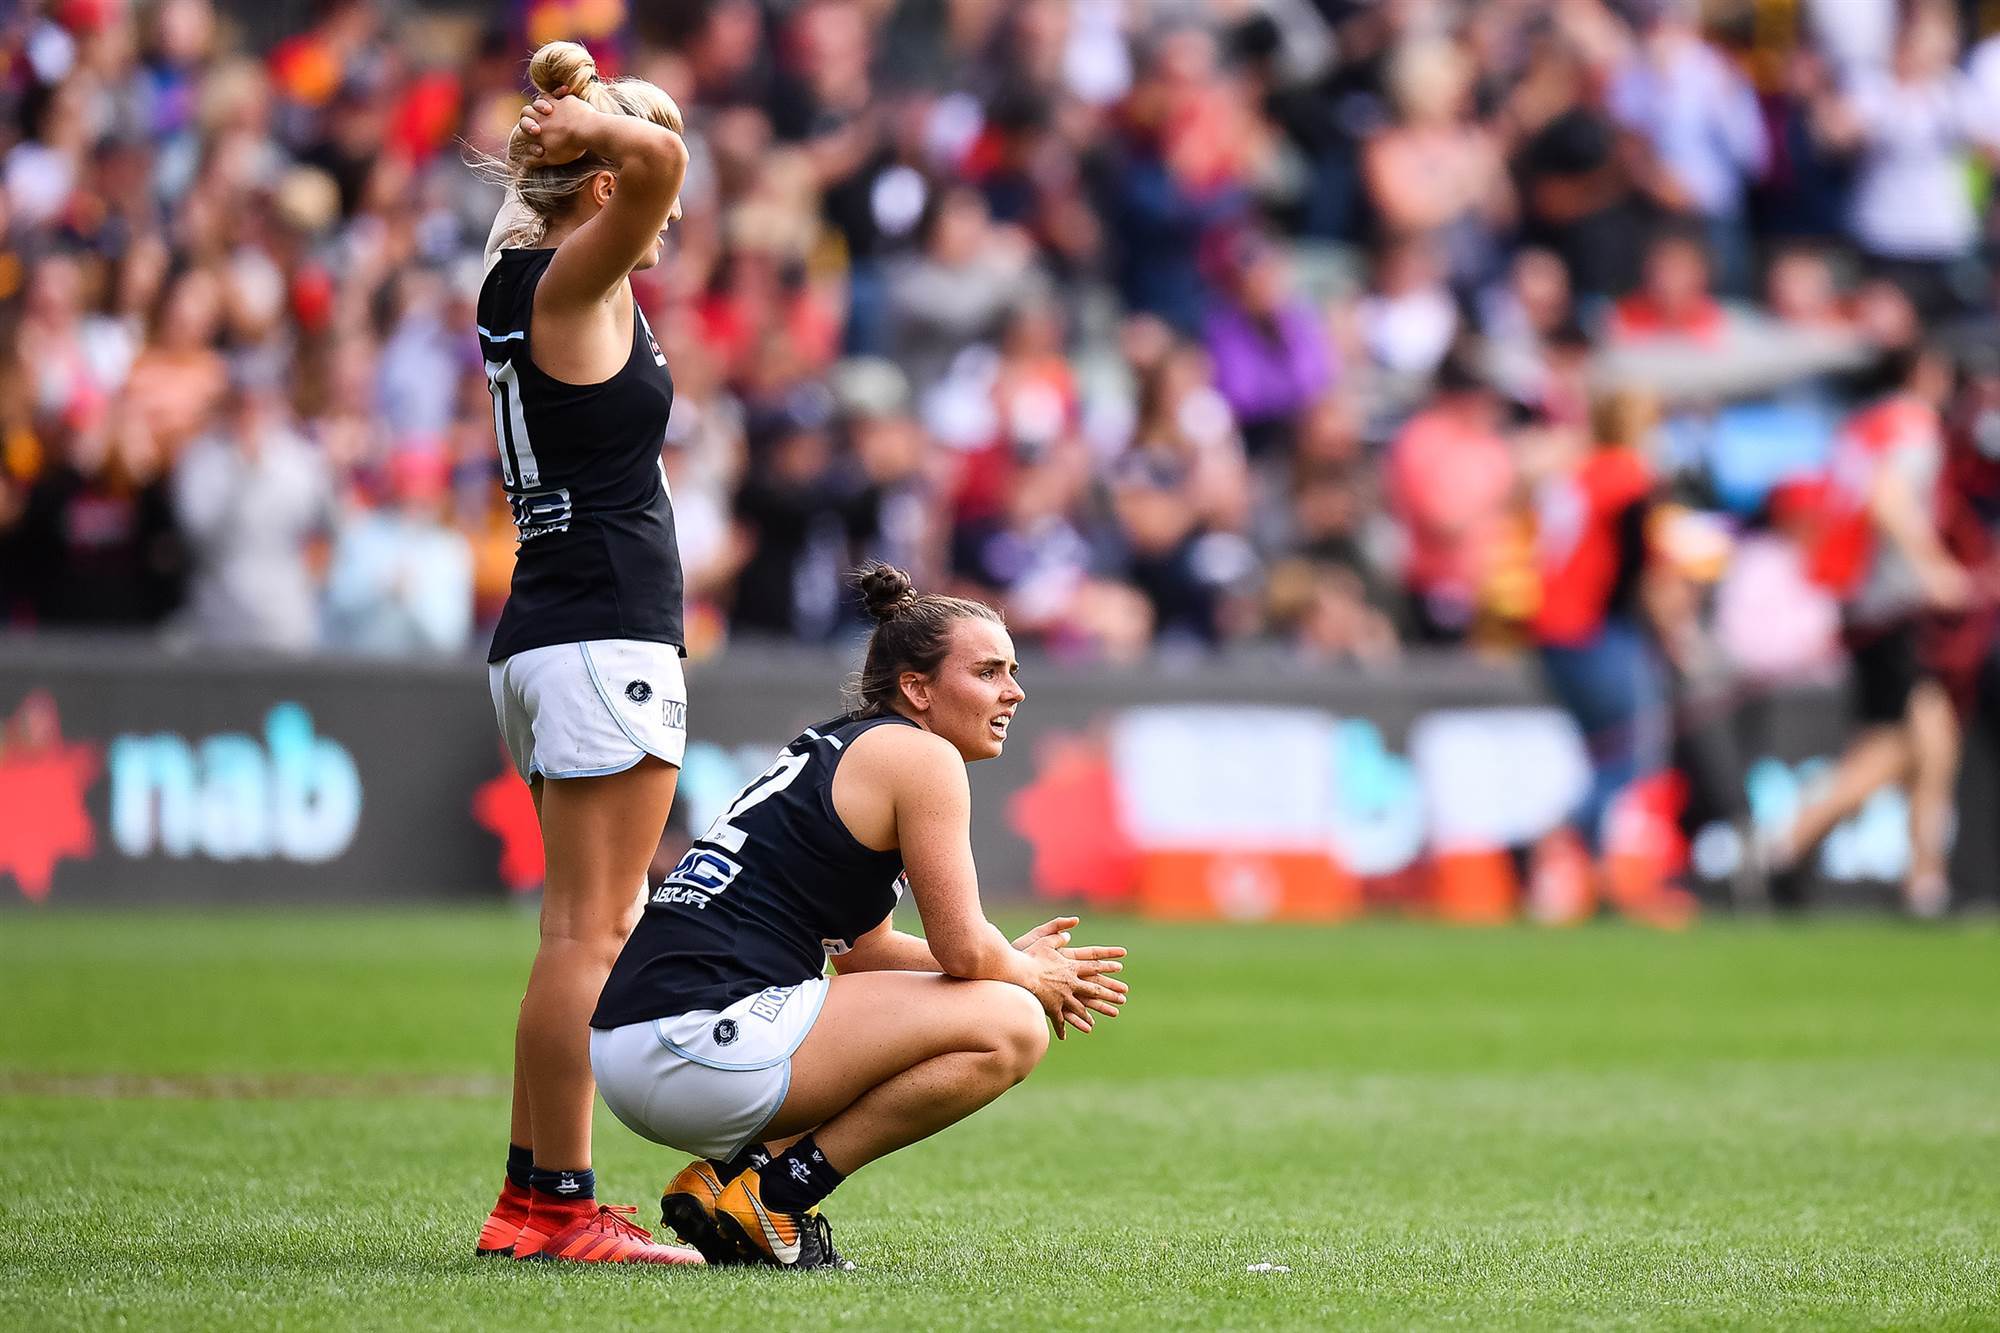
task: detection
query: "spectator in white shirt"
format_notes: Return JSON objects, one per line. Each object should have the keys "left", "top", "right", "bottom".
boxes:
{"left": 321, "top": 450, "right": 473, "bottom": 656}
{"left": 1832, "top": 1, "right": 1984, "bottom": 315}
{"left": 171, "top": 367, "right": 332, "bottom": 652}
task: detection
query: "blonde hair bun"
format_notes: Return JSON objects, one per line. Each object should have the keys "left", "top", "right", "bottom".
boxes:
{"left": 528, "top": 40, "right": 599, "bottom": 100}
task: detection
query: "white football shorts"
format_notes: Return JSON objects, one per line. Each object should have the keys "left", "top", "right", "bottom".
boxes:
{"left": 488, "top": 639, "right": 688, "bottom": 781}
{"left": 590, "top": 976, "right": 830, "bottom": 1162}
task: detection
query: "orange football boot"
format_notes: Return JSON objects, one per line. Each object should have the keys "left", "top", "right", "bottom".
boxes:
{"left": 659, "top": 1159, "right": 753, "bottom": 1265}
{"left": 513, "top": 1201, "right": 704, "bottom": 1265}
{"left": 712, "top": 1170, "right": 852, "bottom": 1270}
{"left": 475, "top": 1178, "right": 533, "bottom": 1257}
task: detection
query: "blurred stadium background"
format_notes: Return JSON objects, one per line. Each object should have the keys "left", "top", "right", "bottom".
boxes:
{"left": 5, "top": 0, "right": 2000, "bottom": 917}
{"left": 6, "top": 1, "right": 2000, "bottom": 1327}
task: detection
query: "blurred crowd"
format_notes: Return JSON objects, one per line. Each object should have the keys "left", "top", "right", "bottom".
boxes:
{"left": 2, "top": 0, "right": 1999, "bottom": 696}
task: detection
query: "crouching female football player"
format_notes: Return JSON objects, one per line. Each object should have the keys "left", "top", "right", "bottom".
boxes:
{"left": 588, "top": 564, "right": 1130, "bottom": 1268}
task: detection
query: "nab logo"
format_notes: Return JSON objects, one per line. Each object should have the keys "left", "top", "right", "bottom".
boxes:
{"left": 108, "top": 703, "right": 362, "bottom": 863}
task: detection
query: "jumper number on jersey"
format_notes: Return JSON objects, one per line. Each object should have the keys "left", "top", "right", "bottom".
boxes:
{"left": 484, "top": 358, "right": 573, "bottom": 540}
{"left": 700, "top": 749, "right": 811, "bottom": 855}
{"left": 483, "top": 359, "right": 542, "bottom": 490}
{"left": 653, "top": 749, "right": 814, "bottom": 908}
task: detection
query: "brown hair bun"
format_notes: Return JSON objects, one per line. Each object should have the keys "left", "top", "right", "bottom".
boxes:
{"left": 856, "top": 562, "right": 918, "bottom": 624}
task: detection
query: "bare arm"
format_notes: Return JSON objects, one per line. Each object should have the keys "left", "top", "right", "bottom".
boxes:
{"left": 1869, "top": 457, "right": 1969, "bottom": 608}
{"left": 892, "top": 738, "right": 1029, "bottom": 982}
{"left": 831, "top": 909, "right": 1131, "bottom": 1037}
{"left": 516, "top": 90, "right": 689, "bottom": 309}
{"left": 830, "top": 916, "right": 941, "bottom": 975}
{"left": 872, "top": 730, "right": 1126, "bottom": 1035}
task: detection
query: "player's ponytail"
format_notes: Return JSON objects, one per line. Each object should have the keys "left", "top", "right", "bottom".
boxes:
{"left": 850, "top": 563, "right": 1002, "bottom": 717}
{"left": 470, "top": 39, "right": 685, "bottom": 248}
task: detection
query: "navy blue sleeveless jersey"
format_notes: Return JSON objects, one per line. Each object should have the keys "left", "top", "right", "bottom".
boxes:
{"left": 476, "top": 248, "right": 685, "bottom": 663}
{"left": 593, "top": 712, "right": 917, "bottom": 1026}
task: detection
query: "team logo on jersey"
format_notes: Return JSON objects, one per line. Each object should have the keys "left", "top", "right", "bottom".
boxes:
{"left": 712, "top": 1018, "right": 739, "bottom": 1046}
{"left": 509, "top": 487, "right": 571, "bottom": 541}
{"left": 638, "top": 308, "right": 668, "bottom": 367}
{"left": 625, "top": 680, "right": 653, "bottom": 704}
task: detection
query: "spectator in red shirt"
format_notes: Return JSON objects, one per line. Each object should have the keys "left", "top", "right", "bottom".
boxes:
{"left": 1529, "top": 388, "right": 1665, "bottom": 855}
{"left": 1386, "top": 349, "right": 1514, "bottom": 643}
{"left": 1605, "top": 226, "right": 1726, "bottom": 346}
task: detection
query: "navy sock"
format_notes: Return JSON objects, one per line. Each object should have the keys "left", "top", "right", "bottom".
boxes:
{"left": 528, "top": 1165, "right": 595, "bottom": 1204}
{"left": 506, "top": 1144, "right": 534, "bottom": 1192}
{"left": 758, "top": 1135, "right": 844, "bottom": 1214}
{"left": 709, "top": 1142, "right": 770, "bottom": 1182}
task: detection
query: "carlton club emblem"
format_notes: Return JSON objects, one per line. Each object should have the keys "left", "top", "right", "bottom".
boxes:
{"left": 625, "top": 680, "right": 653, "bottom": 704}
{"left": 712, "top": 1018, "right": 739, "bottom": 1046}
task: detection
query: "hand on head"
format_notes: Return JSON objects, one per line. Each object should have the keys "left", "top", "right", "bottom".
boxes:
{"left": 517, "top": 87, "right": 597, "bottom": 166}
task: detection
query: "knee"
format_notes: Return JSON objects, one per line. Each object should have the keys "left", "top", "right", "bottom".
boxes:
{"left": 982, "top": 982, "right": 1050, "bottom": 1084}
{"left": 535, "top": 918, "right": 629, "bottom": 971}
{"left": 538, "top": 887, "right": 644, "bottom": 958}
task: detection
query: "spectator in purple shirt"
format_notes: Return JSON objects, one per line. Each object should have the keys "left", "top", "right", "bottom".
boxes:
{"left": 1202, "top": 236, "right": 1333, "bottom": 458}
{"left": 1608, "top": 0, "right": 1768, "bottom": 292}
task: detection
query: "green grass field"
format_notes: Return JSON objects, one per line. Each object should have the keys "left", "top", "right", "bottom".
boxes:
{"left": 3, "top": 909, "right": 1998, "bottom": 1331}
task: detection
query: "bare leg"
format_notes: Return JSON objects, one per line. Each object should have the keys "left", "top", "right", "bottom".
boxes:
{"left": 1903, "top": 681, "right": 1960, "bottom": 913}
{"left": 507, "top": 780, "right": 546, "bottom": 1152}
{"left": 763, "top": 972, "right": 1049, "bottom": 1173}
{"left": 519, "top": 758, "right": 679, "bottom": 1170}
{"left": 510, "top": 1023, "right": 534, "bottom": 1149}
{"left": 1776, "top": 726, "right": 1912, "bottom": 869}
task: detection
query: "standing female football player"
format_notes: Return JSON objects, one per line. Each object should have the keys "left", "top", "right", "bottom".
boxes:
{"left": 588, "top": 564, "right": 1131, "bottom": 1269}
{"left": 470, "top": 41, "right": 698, "bottom": 1265}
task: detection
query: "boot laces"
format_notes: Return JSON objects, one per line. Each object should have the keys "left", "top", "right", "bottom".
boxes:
{"left": 594, "top": 1204, "right": 654, "bottom": 1241}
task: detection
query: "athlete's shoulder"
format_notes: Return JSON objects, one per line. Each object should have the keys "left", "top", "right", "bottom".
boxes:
{"left": 836, "top": 712, "right": 932, "bottom": 748}
{"left": 483, "top": 248, "right": 554, "bottom": 286}
{"left": 833, "top": 713, "right": 941, "bottom": 757}
{"left": 842, "top": 718, "right": 962, "bottom": 795}
{"left": 478, "top": 250, "right": 556, "bottom": 340}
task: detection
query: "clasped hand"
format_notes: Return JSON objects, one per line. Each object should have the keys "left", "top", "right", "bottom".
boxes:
{"left": 1013, "top": 915, "right": 1128, "bottom": 1040}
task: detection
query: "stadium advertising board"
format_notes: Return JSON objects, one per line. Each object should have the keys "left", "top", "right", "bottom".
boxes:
{"left": 0, "top": 646, "right": 500, "bottom": 906}
{"left": 0, "top": 643, "right": 1983, "bottom": 910}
